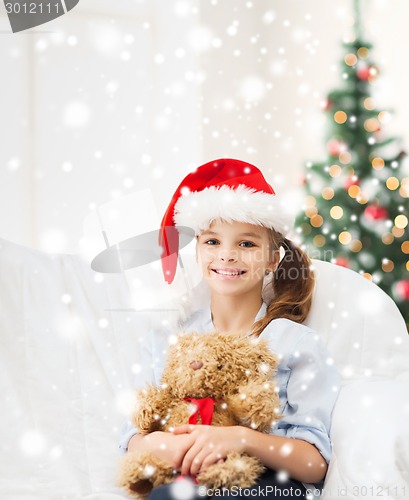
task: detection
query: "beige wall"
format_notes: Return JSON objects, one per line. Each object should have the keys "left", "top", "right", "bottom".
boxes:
{"left": 1, "top": 0, "right": 408, "bottom": 252}
{"left": 200, "top": 0, "right": 409, "bottom": 184}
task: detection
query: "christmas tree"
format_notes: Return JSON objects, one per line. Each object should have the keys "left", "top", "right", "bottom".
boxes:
{"left": 296, "top": 0, "right": 409, "bottom": 330}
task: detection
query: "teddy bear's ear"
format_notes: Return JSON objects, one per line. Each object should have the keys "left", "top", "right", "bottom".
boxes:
{"left": 164, "top": 331, "right": 202, "bottom": 363}
{"left": 168, "top": 331, "right": 195, "bottom": 347}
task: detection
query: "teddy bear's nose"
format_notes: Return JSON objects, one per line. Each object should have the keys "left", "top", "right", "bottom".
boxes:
{"left": 190, "top": 360, "right": 203, "bottom": 370}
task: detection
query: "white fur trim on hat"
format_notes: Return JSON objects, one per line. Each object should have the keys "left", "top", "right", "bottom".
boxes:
{"left": 173, "top": 185, "right": 294, "bottom": 235}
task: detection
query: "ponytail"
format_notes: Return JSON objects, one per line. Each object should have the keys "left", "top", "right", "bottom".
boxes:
{"left": 251, "top": 231, "right": 315, "bottom": 337}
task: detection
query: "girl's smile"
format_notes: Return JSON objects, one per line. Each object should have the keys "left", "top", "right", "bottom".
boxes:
{"left": 211, "top": 267, "right": 247, "bottom": 278}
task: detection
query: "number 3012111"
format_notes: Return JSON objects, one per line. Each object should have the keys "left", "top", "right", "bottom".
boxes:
{"left": 5, "top": 3, "right": 61, "bottom": 14}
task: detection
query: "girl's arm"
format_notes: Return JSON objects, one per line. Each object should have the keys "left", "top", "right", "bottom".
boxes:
{"left": 173, "top": 424, "right": 327, "bottom": 484}
{"left": 127, "top": 433, "right": 144, "bottom": 452}
{"left": 242, "top": 427, "right": 328, "bottom": 484}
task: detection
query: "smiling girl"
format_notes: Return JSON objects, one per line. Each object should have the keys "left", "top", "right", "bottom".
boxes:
{"left": 119, "top": 159, "right": 340, "bottom": 499}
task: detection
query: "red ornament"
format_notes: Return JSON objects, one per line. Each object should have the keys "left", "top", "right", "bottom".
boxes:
{"left": 320, "top": 98, "right": 332, "bottom": 111}
{"left": 393, "top": 280, "right": 409, "bottom": 301}
{"left": 298, "top": 174, "right": 307, "bottom": 186}
{"left": 327, "top": 139, "right": 342, "bottom": 156}
{"left": 344, "top": 176, "right": 360, "bottom": 190}
{"left": 334, "top": 257, "right": 350, "bottom": 268}
{"left": 364, "top": 204, "right": 388, "bottom": 221}
{"left": 357, "top": 66, "right": 371, "bottom": 80}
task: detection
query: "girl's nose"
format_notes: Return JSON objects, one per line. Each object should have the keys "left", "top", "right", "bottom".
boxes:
{"left": 218, "top": 247, "right": 237, "bottom": 262}
{"left": 220, "top": 255, "right": 235, "bottom": 262}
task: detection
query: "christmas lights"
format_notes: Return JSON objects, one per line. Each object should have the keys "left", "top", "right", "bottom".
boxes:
{"left": 295, "top": 0, "right": 409, "bottom": 328}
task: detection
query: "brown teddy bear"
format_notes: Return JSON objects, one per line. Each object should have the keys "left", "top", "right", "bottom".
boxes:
{"left": 118, "top": 330, "right": 281, "bottom": 497}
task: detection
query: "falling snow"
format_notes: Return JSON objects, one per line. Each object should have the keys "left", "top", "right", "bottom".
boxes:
{"left": 2, "top": 5, "right": 409, "bottom": 498}
{"left": 20, "top": 430, "right": 46, "bottom": 456}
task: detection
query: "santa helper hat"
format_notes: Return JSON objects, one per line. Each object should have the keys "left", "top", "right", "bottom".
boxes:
{"left": 159, "top": 158, "right": 294, "bottom": 284}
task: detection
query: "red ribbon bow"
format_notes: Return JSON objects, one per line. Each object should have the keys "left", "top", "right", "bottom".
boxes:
{"left": 184, "top": 397, "right": 216, "bottom": 425}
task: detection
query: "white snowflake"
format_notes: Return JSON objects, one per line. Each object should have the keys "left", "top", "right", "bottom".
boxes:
{"left": 61, "top": 161, "right": 73, "bottom": 173}
{"left": 276, "top": 470, "right": 289, "bottom": 483}
{"left": 115, "top": 389, "right": 137, "bottom": 416}
{"left": 63, "top": 100, "right": 90, "bottom": 129}
{"left": 279, "top": 443, "right": 293, "bottom": 457}
{"left": 98, "top": 318, "right": 109, "bottom": 329}
{"left": 61, "top": 294, "right": 72, "bottom": 305}
{"left": 20, "top": 430, "right": 46, "bottom": 456}
{"left": 143, "top": 464, "right": 156, "bottom": 478}
{"left": 239, "top": 76, "right": 266, "bottom": 103}
{"left": 131, "top": 363, "right": 142, "bottom": 374}
{"left": 232, "top": 458, "right": 246, "bottom": 471}
{"left": 170, "top": 477, "right": 197, "bottom": 499}
{"left": 90, "top": 24, "right": 122, "bottom": 56}
{"left": 67, "top": 35, "right": 77, "bottom": 46}
{"left": 270, "top": 59, "right": 287, "bottom": 76}
{"left": 262, "top": 10, "right": 276, "bottom": 24}
{"left": 174, "top": 1, "right": 191, "bottom": 18}
{"left": 187, "top": 25, "right": 213, "bottom": 52}
{"left": 7, "top": 157, "right": 20, "bottom": 171}
{"left": 40, "top": 228, "right": 67, "bottom": 253}
{"left": 49, "top": 446, "right": 63, "bottom": 460}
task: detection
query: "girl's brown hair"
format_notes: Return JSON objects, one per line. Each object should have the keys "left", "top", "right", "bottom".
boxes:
{"left": 251, "top": 228, "right": 315, "bottom": 337}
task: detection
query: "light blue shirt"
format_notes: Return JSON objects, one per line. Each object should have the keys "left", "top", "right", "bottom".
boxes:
{"left": 119, "top": 303, "right": 341, "bottom": 491}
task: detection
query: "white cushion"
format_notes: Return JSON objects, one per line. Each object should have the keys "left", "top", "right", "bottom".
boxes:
{"left": 306, "top": 259, "right": 409, "bottom": 381}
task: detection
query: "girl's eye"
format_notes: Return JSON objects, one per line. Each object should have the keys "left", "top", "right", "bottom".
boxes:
{"left": 205, "top": 239, "right": 219, "bottom": 245}
{"left": 239, "top": 241, "right": 256, "bottom": 248}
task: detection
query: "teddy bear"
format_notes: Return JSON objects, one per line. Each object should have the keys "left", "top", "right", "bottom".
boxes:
{"left": 118, "top": 330, "right": 281, "bottom": 497}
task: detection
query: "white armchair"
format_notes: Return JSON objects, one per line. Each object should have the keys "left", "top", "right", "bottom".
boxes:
{"left": 305, "top": 259, "right": 409, "bottom": 499}
{"left": 1, "top": 238, "right": 408, "bottom": 499}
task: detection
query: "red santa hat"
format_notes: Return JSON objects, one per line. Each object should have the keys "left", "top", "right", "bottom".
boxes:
{"left": 159, "top": 158, "right": 294, "bottom": 284}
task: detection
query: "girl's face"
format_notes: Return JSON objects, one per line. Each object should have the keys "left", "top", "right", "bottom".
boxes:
{"left": 196, "top": 219, "right": 278, "bottom": 298}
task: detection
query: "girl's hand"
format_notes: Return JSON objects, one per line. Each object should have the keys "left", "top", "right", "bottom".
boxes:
{"left": 141, "top": 431, "right": 196, "bottom": 470}
{"left": 172, "top": 424, "right": 248, "bottom": 476}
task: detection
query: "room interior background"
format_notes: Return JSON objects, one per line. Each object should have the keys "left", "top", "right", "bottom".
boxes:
{"left": 2, "top": 3, "right": 409, "bottom": 497}
{"left": 0, "top": 0, "right": 407, "bottom": 257}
